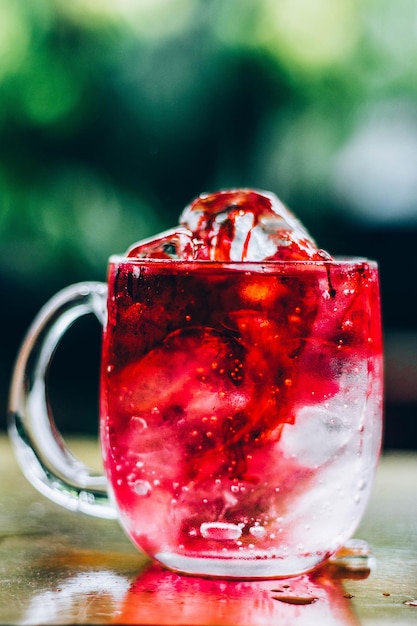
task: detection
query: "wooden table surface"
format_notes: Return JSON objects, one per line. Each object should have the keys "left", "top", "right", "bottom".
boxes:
{"left": 1, "top": 434, "right": 417, "bottom": 625}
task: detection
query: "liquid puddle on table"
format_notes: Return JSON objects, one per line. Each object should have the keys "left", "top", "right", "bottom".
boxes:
{"left": 271, "top": 593, "right": 319, "bottom": 605}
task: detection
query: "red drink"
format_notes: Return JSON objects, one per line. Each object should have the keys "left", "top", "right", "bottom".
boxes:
{"left": 7, "top": 187, "right": 384, "bottom": 579}
{"left": 100, "top": 257, "right": 383, "bottom": 577}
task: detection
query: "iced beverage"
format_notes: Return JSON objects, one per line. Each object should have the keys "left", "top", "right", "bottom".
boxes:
{"left": 100, "top": 190, "right": 383, "bottom": 577}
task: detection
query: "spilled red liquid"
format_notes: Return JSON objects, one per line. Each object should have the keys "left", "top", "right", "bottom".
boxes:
{"left": 271, "top": 594, "right": 319, "bottom": 605}
{"left": 111, "top": 562, "right": 363, "bottom": 625}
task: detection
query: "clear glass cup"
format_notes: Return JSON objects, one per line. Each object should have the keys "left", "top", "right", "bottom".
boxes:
{"left": 8, "top": 256, "right": 384, "bottom": 579}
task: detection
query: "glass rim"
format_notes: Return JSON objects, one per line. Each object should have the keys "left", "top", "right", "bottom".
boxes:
{"left": 109, "top": 254, "right": 378, "bottom": 268}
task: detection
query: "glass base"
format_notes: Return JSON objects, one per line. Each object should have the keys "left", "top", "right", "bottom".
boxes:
{"left": 155, "top": 552, "right": 328, "bottom": 579}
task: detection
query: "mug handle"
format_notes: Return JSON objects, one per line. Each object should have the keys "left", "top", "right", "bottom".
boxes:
{"left": 8, "top": 281, "right": 117, "bottom": 520}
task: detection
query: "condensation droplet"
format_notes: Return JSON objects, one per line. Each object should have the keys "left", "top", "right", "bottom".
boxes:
{"left": 133, "top": 480, "right": 152, "bottom": 496}
{"left": 79, "top": 491, "right": 95, "bottom": 505}
{"left": 200, "top": 522, "right": 242, "bottom": 541}
{"left": 357, "top": 479, "right": 367, "bottom": 491}
{"left": 249, "top": 525, "right": 266, "bottom": 538}
{"left": 329, "top": 538, "right": 374, "bottom": 572}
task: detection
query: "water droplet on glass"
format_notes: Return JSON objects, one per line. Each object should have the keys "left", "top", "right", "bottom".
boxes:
{"left": 357, "top": 478, "right": 367, "bottom": 491}
{"left": 329, "top": 538, "right": 374, "bottom": 573}
{"left": 200, "top": 522, "right": 242, "bottom": 541}
{"left": 133, "top": 480, "right": 152, "bottom": 496}
{"left": 79, "top": 490, "right": 95, "bottom": 505}
{"left": 249, "top": 525, "right": 266, "bottom": 538}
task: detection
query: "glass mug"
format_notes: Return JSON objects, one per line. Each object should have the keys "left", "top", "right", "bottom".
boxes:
{"left": 8, "top": 256, "right": 383, "bottom": 579}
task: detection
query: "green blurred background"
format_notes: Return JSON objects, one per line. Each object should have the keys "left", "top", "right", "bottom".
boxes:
{"left": 1, "top": 0, "right": 417, "bottom": 449}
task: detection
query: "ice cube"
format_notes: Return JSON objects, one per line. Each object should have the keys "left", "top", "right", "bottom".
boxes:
{"left": 280, "top": 404, "right": 348, "bottom": 468}
{"left": 126, "top": 226, "right": 197, "bottom": 260}
{"left": 179, "top": 189, "right": 332, "bottom": 262}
